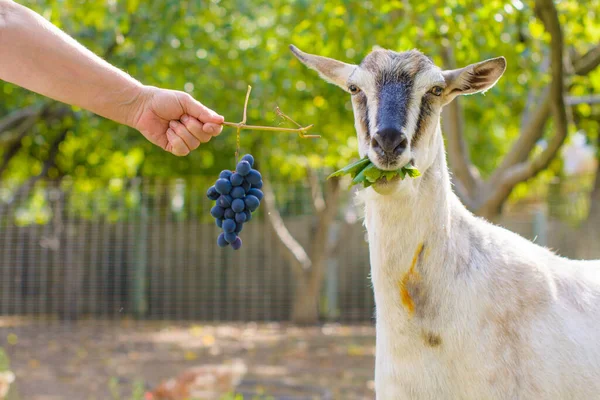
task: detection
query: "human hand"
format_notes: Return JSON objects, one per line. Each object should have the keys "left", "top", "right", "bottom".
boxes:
{"left": 131, "top": 86, "right": 225, "bottom": 156}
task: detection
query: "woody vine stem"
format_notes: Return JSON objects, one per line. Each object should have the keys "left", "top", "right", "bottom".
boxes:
{"left": 222, "top": 85, "right": 319, "bottom": 163}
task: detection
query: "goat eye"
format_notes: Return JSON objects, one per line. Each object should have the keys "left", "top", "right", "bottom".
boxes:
{"left": 430, "top": 86, "right": 444, "bottom": 96}
{"left": 348, "top": 84, "right": 360, "bottom": 94}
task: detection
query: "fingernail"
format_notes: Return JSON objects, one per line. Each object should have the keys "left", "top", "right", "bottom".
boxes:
{"left": 169, "top": 121, "right": 177, "bottom": 128}
{"left": 181, "top": 115, "right": 189, "bottom": 123}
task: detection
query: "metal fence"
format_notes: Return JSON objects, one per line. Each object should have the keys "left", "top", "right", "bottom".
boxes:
{"left": 0, "top": 177, "right": 373, "bottom": 324}
{"left": 0, "top": 176, "right": 595, "bottom": 324}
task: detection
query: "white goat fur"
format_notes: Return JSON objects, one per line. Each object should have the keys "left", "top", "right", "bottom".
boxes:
{"left": 290, "top": 45, "right": 600, "bottom": 399}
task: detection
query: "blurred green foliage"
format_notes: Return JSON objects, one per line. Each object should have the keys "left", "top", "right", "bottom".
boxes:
{"left": 0, "top": 0, "right": 598, "bottom": 198}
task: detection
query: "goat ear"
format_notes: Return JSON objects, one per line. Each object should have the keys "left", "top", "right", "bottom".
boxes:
{"left": 441, "top": 57, "right": 506, "bottom": 104}
{"left": 289, "top": 45, "right": 356, "bottom": 92}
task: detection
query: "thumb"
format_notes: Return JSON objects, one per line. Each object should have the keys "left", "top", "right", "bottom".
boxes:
{"left": 181, "top": 94, "right": 224, "bottom": 124}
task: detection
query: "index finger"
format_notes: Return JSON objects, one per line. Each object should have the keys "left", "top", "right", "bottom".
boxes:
{"left": 181, "top": 93, "right": 224, "bottom": 125}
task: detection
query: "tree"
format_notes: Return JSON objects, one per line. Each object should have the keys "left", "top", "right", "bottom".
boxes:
{"left": 432, "top": 0, "right": 599, "bottom": 220}
{"left": 3, "top": 1, "right": 598, "bottom": 190}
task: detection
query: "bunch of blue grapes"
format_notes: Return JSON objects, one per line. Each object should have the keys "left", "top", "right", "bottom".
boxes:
{"left": 206, "top": 154, "right": 263, "bottom": 250}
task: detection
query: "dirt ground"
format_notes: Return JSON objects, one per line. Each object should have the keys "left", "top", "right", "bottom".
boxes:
{"left": 0, "top": 318, "right": 376, "bottom": 400}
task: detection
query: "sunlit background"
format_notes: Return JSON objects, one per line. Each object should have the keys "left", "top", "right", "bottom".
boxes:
{"left": 0, "top": 0, "right": 598, "bottom": 399}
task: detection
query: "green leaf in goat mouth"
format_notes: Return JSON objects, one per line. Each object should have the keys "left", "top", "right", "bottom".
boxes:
{"left": 328, "top": 157, "right": 421, "bottom": 188}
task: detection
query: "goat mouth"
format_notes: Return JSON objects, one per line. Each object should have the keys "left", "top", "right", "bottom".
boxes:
{"left": 370, "top": 158, "right": 416, "bottom": 195}
{"left": 369, "top": 155, "right": 414, "bottom": 171}
{"left": 369, "top": 148, "right": 413, "bottom": 167}
{"left": 372, "top": 157, "right": 398, "bottom": 170}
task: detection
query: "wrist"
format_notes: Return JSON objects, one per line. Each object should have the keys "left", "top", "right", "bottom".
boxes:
{"left": 81, "top": 74, "right": 144, "bottom": 128}
{"left": 122, "top": 82, "right": 149, "bottom": 129}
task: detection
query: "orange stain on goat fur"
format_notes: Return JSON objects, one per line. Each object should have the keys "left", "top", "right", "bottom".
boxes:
{"left": 399, "top": 243, "right": 425, "bottom": 316}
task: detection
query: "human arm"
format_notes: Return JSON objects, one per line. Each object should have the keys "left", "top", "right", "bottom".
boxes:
{"left": 0, "top": 0, "right": 224, "bottom": 155}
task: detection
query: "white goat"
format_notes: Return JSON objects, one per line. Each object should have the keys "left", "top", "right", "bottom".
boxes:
{"left": 290, "top": 44, "right": 600, "bottom": 399}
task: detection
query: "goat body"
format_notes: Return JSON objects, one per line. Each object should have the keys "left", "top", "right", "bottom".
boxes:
{"left": 364, "top": 143, "right": 600, "bottom": 399}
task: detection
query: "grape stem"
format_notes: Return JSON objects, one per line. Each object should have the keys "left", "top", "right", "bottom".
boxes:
{"left": 222, "top": 86, "right": 320, "bottom": 139}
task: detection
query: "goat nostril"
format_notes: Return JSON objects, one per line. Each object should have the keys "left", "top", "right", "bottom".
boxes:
{"left": 393, "top": 135, "right": 408, "bottom": 154}
{"left": 371, "top": 137, "right": 382, "bottom": 150}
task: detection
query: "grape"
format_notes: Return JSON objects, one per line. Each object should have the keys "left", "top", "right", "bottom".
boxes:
{"left": 217, "top": 194, "right": 233, "bottom": 208}
{"left": 244, "top": 195, "right": 260, "bottom": 212}
{"left": 219, "top": 170, "right": 233, "bottom": 180}
{"left": 230, "top": 173, "right": 244, "bottom": 186}
{"left": 208, "top": 154, "right": 262, "bottom": 250}
{"left": 210, "top": 205, "right": 225, "bottom": 219}
{"left": 222, "top": 219, "right": 236, "bottom": 233}
{"left": 224, "top": 208, "right": 235, "bottom": 219}
{"left": 217, "top": 233, "right": 229, "bottom": 247}
{"left": 206, "top": 186, "right": 220, "bottom": 201}
{"left": 245, "top": 169, "right": 262, "bottom": 185}
{"left": 235, "top": 212, "right": 247, "bottom": 223}
{"left": 215, "top": 178, "right": 232, "bottom": 195}
{"left": 235, "top": 222, "right": 244, "bottom": 234}
{"left": 231, "top": 198, "right": 245, "bottom": 213}
{"left": 236, "top": 160, "right": 251, "bottom": 176}
{"left": 241, "top": 180, "right": 251, "bottom": 193}
{"left": 241, "top": 154, "right": 254, "bottom": 167}
{"left": 224, "top": 232, "right": 237, "bottom": 243}
{"left": 231, "top": 237, "right": 242, "bottom": 250}
{"left": 231, "top": 186, "right": 245, "bottom": 199}
{"left": 247, "top": 188, "right": 263, "bottom": 201}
